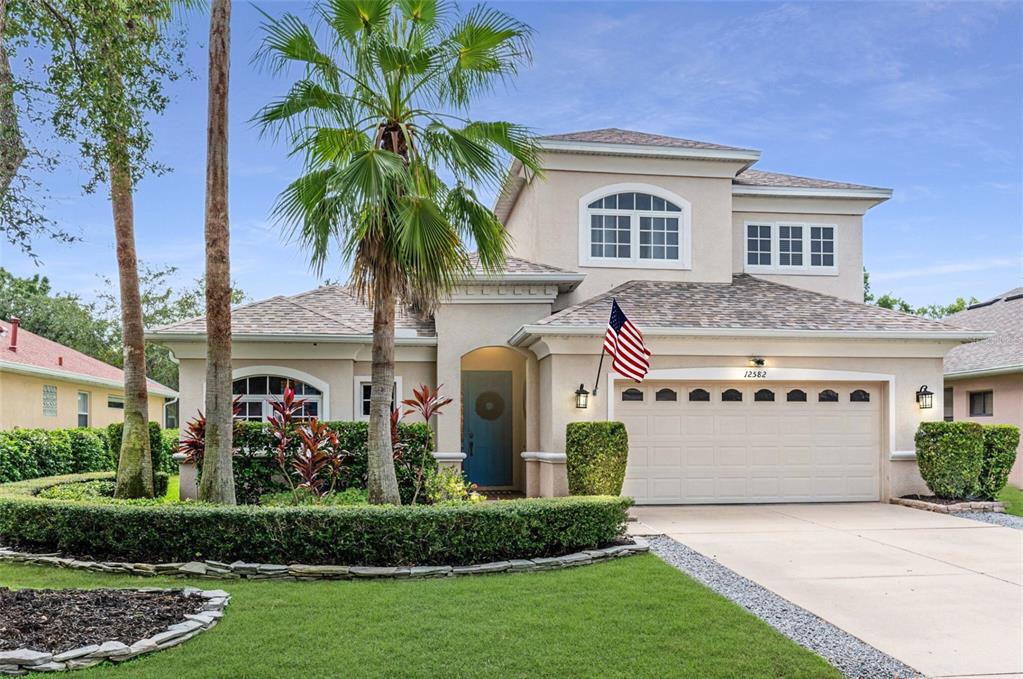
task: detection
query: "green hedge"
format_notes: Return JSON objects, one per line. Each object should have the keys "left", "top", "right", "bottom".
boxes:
{"left": 0, "top": 429, "right": 109, "bottom": 483}
{"left": 0, "top": 423, "right": 175, "bottom": 489}
{"left": 915, "top": 422, "right": 985, "bottom": 498}
{"left": 227, "top": 421, "right": 435, "bottom": 504}
{"left": 566, "top": 421, "right": 629, "bottom": 496}
{"left": 0, "top": 473, "right": 631, "bottom": 566}
{"left": 980, "top": 425, "right": 1020, "bottom": 499}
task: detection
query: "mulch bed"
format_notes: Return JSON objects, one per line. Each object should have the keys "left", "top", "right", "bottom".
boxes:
{"left": 0, "top": 588, "right": 206, "bottom": 654}
{"left": 901, "top": 494, "right": 987, "bottom": 505}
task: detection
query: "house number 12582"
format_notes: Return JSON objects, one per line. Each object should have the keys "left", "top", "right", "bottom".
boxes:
{"left": 743, "top": 370, "right": 767, "bottom": 379}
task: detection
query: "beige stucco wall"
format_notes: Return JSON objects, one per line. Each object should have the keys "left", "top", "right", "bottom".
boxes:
{"left": 176, "top": 355, "right": 436, "bottom": 426}
{"left": 504, "top": 154, "right": 741, "bottom": 308}
{"left": 730, "top": 210, "right": 865, "bottom": 301}
{"left": 527, "top": 335, "right": 954, "bottom": 499}
{"left": 0, "top": 371, "right": 166, "bottom": 430}
{"left": 946, "top": 372, "right": 1023, "bottom": 488}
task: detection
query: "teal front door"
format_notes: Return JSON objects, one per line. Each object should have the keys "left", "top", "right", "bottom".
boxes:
{"left": 462, "top": 371, "right": 513, "bottom": 486}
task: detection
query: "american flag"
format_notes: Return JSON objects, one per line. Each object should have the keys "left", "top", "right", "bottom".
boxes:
{"left": 603, "top": 299, "right": 651, "bottom": 382}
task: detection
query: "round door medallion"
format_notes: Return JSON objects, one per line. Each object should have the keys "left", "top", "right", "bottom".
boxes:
{"left": 475, "top": 391, "right": 505, "bottom": 421}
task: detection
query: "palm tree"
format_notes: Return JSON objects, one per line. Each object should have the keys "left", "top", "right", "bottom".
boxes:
{"left": 256, "top": 0, "right": 540, "bottom": 504}
{"left": 198, "top": 0, "right": 236, "bottom": 504}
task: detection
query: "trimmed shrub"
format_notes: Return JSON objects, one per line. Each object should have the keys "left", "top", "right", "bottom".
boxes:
{"left": 36, "top": 473, "right": 169, "bottom": 503}
{"left": 106, "top": 421, "right": 175, "bottom": 475}
{"left": 915, "top": 421, "right": 984, "bottom": 498}
{"left": 980, "top": 425, "right": 1020, "bottom": 499}
{"left": 226, "top": 420, "right": 435, "bottom": 504}
{"left": 0, "top": 473, "right": 632, "bottom": 566}
{"left": 566, "top": 421, "right": 629, "bottom": 496}
{"left": 0, "top": 429, "right": 112, "bottom": 483}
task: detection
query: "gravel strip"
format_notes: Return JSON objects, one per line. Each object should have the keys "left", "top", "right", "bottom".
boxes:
{"left": 953, "top": 511, "right": 1023, "bottom": 530}
{"left": 647, "top": 536, "right": 920, "bottom": 679}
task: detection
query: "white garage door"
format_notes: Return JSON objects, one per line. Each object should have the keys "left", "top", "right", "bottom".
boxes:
{"left": 618, "top": 381, "right": 881, "bottom": 504}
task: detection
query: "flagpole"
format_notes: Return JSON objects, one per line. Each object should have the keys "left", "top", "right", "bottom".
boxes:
{"left": 592, "top": 347, "right": 606, "bottom": 396}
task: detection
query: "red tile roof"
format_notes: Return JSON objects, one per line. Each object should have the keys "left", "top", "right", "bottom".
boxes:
{"left": 0, "top": 320, "right": 176, "bottom": 396}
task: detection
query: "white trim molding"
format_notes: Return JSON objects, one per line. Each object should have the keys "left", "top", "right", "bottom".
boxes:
{"left": 578, "top": 183, "right": 693, "bottom": 271}
{"left": 0, "top": 360, "right": 178, "bottom": 398}
{"left": 540, "top": 138, "right": 761, "bottom": 164}
{"left": 604, "top": 366, "right": 902, "bottom": 464}
{"left": 353, "top": 375, "right": 403, "bottom": 421}
{"left": 732, "top": 185, "right": 893, "bottom": 200}
{"left": 231, "top": 365, "right": 331, "bottom": 420}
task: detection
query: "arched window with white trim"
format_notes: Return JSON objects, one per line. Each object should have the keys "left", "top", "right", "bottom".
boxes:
{"left": 579, "top": 184, "right": 692, "bottom": 270}
{"left": 232, "top": 375, "right": 321, "bottom": 422}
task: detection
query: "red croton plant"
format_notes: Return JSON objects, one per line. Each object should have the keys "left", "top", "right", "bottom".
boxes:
{"left": 177, "top": 397, "right": 243, "bottom": 467}
{"left": 391, "top": 384, "right": 454, "bottom": 504}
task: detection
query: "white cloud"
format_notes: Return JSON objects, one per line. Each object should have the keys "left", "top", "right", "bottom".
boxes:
{"left": 872, "top": 256, "right": 1022, "bottom": 282}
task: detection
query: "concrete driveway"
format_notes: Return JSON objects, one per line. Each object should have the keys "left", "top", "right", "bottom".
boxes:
{"left": 631, "top": 503, "right": 1023, "bottom": 679}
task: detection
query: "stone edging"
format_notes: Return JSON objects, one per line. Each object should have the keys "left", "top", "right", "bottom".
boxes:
{"left": 0, "top": 538, "right": 648, "bottom": 581}
{"left": 892, "top": 497, "right": 1006, "bottom": 514}
{"left": 0, "top": 588, "right": 228, "bottom": 675}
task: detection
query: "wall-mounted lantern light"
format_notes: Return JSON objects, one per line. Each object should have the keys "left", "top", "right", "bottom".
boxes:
{"left": 575, "top": 384, "right": 590, "bottom": 409}
{"left": 749, "top": 356, "right": 765, "bottom": 367}
{"left": 916, "top": 385, "right": 934, "bottom": 409}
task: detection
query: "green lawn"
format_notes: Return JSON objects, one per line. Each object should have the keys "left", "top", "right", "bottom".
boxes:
{"left": 163, "top": 475, "right": 179, "bottom": 502}
{"left": 2, "top": 556, "right": 838, "bottom": 679}
{"left": 997, "top": 484, "right": 1023, "bottom": 517}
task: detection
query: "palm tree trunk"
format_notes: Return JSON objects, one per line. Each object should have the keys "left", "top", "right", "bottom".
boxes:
{"left": 367, "top": 278, "right": 401, "bottom": 505}
{"left": 110, "top": 151, "right": 154, "bottom": 499}
{"left": 198, "top": 0, "right": 235, "bottom": 505}
{"left": 0, "top": 0, "right": 28, "bottom": 200}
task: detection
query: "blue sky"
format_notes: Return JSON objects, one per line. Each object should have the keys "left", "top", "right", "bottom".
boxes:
{"left": 5, "top": 1, "right": 1022, "bottom": 308}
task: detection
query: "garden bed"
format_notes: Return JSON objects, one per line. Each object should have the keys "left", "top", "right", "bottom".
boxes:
{"left": 0, "top": 586, "right": 228, "bottom": 673}
{"left": 893, "top": 495, "right": 1006, "bottom": 514}
{"left": 0, "top": 474, "right": 632, "bottom": 567}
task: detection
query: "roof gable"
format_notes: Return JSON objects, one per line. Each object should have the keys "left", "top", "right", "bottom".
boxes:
{"left": 943, "top": 287, "right": 1023, "bottom": 374}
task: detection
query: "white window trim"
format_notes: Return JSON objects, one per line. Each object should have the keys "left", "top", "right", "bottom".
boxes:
{"left": 578, "top": 183, "right": 692, "bottom": 270}
{"left": 77, "top": 391, "right": 90, "bottom": 427}
{"left": 743, "top": 220, "right": 839, "bottom": 276}
{"left": 228, "top": 365, "right": 331, "bottom": 421}
{"left": 353, "top": 375, "right": 403, "bottom": 421}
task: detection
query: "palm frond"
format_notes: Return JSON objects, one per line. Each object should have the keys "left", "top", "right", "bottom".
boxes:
{"left": 272, "top": 169, "right": 343, "bottom": 273}
{"left": 443, "top": 6, "right": 533, "bottom": 106}
{"left": 254, "top": 81, "right": 347, "bottom": 137}
{"left": 462, "top": 121, "right": 542, "bottom": 176}
{"left": 444, "top": 183, "right": 508, "bottom": 274}
{"left": 255, "top": 11, "right": 339, "bottom": 81}
{"left": 323, "top": 0, "right": 393, "bottom": 43}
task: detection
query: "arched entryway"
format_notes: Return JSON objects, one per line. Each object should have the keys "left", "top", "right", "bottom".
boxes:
{"left": 461, "top": 347, "right": 526, "bottom": 489}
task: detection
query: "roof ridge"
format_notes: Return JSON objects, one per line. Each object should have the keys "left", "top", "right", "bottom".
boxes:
{"left": 286, "top": 296, "right": 364, "bottom": 334}
{"left": 736, "top": 275, "right": 963, "bottom": 331}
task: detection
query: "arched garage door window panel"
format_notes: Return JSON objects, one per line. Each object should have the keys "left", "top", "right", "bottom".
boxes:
{"left": 786, "top": 389, "right": 807, "bottom": 402}
{"left": 754, "top": 389, "right": 775, "bottom": 402}
{"left": 818, "top": 389, "right": 839, "bottom": 403}
{"left": 232, "top": 375, "right": 321, "bottom": 422}
{"left": 622, "top": 388, "right": 644, "bottom": 402}
{"left": 655, "top": 388, "right": 677, "bottom": 402}
{"left": 850, "top": 389, "right": 871, "bottom": 402}
{"left": 721, "top": 388, "right": 743, "bottom": 402}
{"left": 688, "top": 388, "right": 710, "bottom": 402}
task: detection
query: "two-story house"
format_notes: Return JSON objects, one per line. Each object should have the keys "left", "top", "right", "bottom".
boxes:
{"left": 150, "top": 129, "right": 987, "bottom": 504}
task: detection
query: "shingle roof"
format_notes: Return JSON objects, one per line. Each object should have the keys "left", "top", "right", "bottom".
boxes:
{"left": 943, "top": 287, "right": 1023, "bottom": 374}
{"left": 533, "top": 275, "right": 969, "bottom": 333}
{"left": 149, "top": 287, "right": 435, "bottom": 339}
{"left": 0, "top": 320, "right": 176, "bottom": 395}
{"left": 467, "top": 253, "right": 576, "bottom": 275}
{"left": 541, "top": 128, "right": 756, "bottom": 153}
{"left": 733, "top": 169, "right": 886, "bottom": 192}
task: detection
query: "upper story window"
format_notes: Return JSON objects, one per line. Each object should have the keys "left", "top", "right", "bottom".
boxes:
{"left": 744, "top": 221, "right": 837, "bottom": 275}
{"left": 580, "top": 185, "right": 691, "bottom": 270}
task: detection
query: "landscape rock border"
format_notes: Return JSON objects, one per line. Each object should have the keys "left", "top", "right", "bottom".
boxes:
{"left": 0, "top": 588, "right": 228, "bottom": 675}
{"left": 0, "top": 539, "right": 648, "bottom": 581}
{"left": 892, "top": 496, "right": 1005, "bottom": 514}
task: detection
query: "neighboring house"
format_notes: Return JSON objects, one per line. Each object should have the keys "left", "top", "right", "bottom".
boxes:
{"left": 0, "top": 318, "right": 177, "bottom": 430}
{"left": 943, "top": 288, "right": 1023, "bottom": 487}
{"left": 150, "top": 128, "right": 987, "bottom": 504}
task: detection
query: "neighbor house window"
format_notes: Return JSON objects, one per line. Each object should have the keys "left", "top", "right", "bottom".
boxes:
{"left": 943, "top": 387, "right": 953, "bottom": 422}
{"left": 354, "top": 377, "right": 401, "bottom": 420}
{"left": 232, "top": 375, "right": 322, "bottom": 422}
{"left": 969, "top": 391, "right": 993, "bottom": 417}
{"left": 582, "top": 188, "right": 689, "bottom": 268}
{"left": 42, "top": 385, "right": 57, "bottom": 417}
{"left": 744, "top": 221, "right": 837, "bottom": 273}
{"left": 77, "top": 392, "right": 90, "bottom": 427}
{"left": 107, "top": 395, "right": 125, "bottom": 409}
